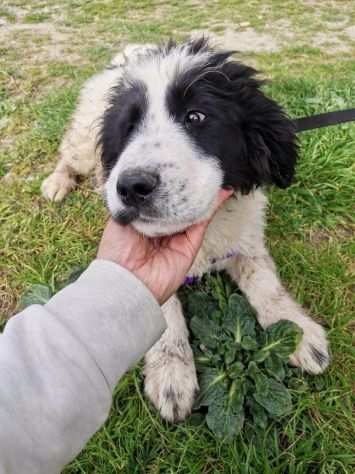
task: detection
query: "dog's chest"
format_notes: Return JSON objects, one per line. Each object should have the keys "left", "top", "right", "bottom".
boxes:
{"left": 187, "top": 190, "right": 268, "bottom": 279}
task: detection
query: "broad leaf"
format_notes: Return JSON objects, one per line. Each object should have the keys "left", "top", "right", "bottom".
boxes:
{"left": 253, "top": 374, "right": 292, "bottom": 417}
{"left": 248, "top": 399, "right": 268, "bottom": 430}
{"left": 259, "top": 320, "right": 303, "bottom": 358}
{"left": 210, "top": 309, "right": 222, "bottom": 324}
{"left": 246, "top": 361, "right": 260, "bottom": 378}
{"left": 265, "top": 354, "right": 286, "bottom": 380}
{"left": 19, "top": 284, "right": 53, "bottom": 309}
{"left": 224, "top": 294, "right": 256, "bottom": 342}
{"left": 228, "top": 361, "right": 245, "bottom": 378}
{"left": 195, "top": 368, "right": 227, "bottom": 408}
{"left": 187, "top": 292, "right": 219, "bottom": 320}
{"left": 251, "top": 349, "right": 269, "bottom": 363}
{"left": 224, "top": 345, "right": 237, "bottom": 365}
{"left": 264, "top": 353, "right": 286, "bottom": 381}
{"left": 190, "top": 316, "right": 222, "bottom": 349}
{"left": 206, "top": 381, "right": 245, "bottom": 438}
{"left": 241, "top": 335, "right": 258, "bottom": 351}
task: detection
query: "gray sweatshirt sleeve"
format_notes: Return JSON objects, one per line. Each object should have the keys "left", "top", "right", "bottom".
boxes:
{"left": 0, "top": 259, "right": 166, "bottom": 474}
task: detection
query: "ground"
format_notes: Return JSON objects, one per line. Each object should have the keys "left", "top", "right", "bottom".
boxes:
{"left": 0, "top": 0, "right": 354, "bottom": 473}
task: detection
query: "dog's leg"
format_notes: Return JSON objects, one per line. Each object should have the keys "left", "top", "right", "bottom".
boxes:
{"left": 227, "top": 253, "right": 329, "bottom": 374}
{"left": 41, "top": 161, "right": 78, "bottom": 203}
{"left": 41, "top": 67, "right": 117, "bottom": 202}
{"left": 144, "top": 295, "right": 198, "bottom": 422}
{"left": 41, "top": 125, "right": 97, "bottom": 202}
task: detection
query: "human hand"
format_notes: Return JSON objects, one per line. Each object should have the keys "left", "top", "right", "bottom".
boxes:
{"left": 97, "top": 189, "right": 233, "bottom": 304}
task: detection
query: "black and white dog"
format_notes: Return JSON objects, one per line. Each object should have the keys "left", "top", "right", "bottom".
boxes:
{"left": 42, "top": 38, "right": 329, "bottom": 422}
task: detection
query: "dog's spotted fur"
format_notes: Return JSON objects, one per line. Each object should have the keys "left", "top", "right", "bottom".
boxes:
{"left": 42, "top": 39, "right": 329, "bottom": 422}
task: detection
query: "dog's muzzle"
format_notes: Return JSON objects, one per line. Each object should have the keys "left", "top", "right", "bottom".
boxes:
{"left": 117, "top": 168, "right": 160, "bottom": 207}
{"left": 114, "top": 168, "right": 160, "bottom": 225}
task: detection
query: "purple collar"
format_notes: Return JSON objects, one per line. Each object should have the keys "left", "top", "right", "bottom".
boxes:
{"left": 184, "top": 245, "right": 240, "bottom": 286}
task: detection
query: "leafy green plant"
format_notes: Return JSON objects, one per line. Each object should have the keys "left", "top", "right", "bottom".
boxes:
{"left": 188, "top": 290, "right": 304, "bottom": 439}
{"left": 18, "top": 266, "right": 87, "bottom": 310}
{"left": 19, "top": 284, "right": 53, "bottom": 309}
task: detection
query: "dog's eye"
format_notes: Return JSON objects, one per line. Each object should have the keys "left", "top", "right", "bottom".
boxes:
{"left": 185, "top": 111, "right": 206, "bottom": 126}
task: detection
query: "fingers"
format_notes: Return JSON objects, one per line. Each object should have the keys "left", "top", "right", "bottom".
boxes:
{"left": 195, "top": 189, "right": 233, "bottom": 230}
{"left": 169, "top": 188, "right": 234, "bottom": 255}
{"left": 214, "top": 188, "right": 234, "bottom": 211}
{"left": 97, "top": 218, "right": 141, "bottom": 260}
{"left": 182, "top": 214, "right": 214, "bottom": 255}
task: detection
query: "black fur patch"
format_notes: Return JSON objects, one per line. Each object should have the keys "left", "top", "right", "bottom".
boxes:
{"left": 164, "top": 386, "right": 177, "bottom": 403}
{"left": 310, "top": 344, "right": 329, "bottom": 367}
{"left": 98, "top": 80, "right": 148, "bottom": 177}
{"left": 166, "top": 43, "right": 299, "bottom": 193}
{"left": 156, "top": 36, "right": 210, "bottom": 58}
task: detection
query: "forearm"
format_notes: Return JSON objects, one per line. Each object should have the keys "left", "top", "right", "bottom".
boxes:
{"left": 0, "top": 260, "right": 166, "bottom": 474}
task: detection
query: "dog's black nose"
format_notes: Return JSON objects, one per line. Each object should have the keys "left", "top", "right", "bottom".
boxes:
{"left": 117, "top": 169, "right": 159, "bottom": 206}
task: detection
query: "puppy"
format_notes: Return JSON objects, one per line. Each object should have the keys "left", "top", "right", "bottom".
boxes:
{"left": 42, "top": 38, "right": 329, "bottom": 422}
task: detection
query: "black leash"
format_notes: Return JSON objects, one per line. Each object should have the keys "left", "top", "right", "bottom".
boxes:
{"left": 294, "top": 108, "right": 355, "bottom": 133}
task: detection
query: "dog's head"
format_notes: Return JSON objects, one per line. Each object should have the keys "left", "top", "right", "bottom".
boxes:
{"left": 99, "top": 38, "right": 298, "bottom": 236}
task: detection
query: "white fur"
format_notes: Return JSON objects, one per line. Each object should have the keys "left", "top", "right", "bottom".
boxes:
{"left": 144, "top": 296, "right": 198, "bottom": 421}
{"left": 41, "top": 43, "right": 329, "bottom": 422}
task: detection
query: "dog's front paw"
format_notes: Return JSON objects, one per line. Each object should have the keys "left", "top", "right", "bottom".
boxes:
{"left": 144, "top": 340, "right": 198, "bottom": 422}
{"left": 290, "top": 319, "right": 330, "bottom": 374}
{"left": 41, "top": 171, "right": 76, "bottom": 202}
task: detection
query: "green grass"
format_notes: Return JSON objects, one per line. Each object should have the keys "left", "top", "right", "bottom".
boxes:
{"left": 0, "top": 0, "right": 354, "bottom": 472}
{"left": 23, "top": 12, "right": 51, "bottom": 23}
{"left": 0, "top": 7, "right": 17, "bottom": 22}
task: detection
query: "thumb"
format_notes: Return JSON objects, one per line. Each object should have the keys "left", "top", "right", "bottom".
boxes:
{"left": 184, "top": 188, "right": 234, "bottom": 254}
{"left": 214, "top": 188, "right": 234, "bottom": 212}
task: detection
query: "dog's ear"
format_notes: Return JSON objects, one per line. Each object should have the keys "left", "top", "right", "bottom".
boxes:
{"left": 243, "top": 95, "right": 298, "bottom": 189}
{"left": 221, "top": 61, "right": 299, "bottom": 190}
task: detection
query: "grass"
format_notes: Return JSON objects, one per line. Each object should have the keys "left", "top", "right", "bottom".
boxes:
{"left": 0, "top": 0, "right": 354, "bottom": 472}
{"left": 23, "top": 12, "right": 51, "bottom": 23}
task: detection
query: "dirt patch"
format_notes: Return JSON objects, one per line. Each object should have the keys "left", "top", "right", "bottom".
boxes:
{"left": 345, "top": 25, "right": 355, "bottom": 41}
{"left": 324, "top": 18, "right": 350, "bottom": 31}
{"left": 0, "top": 22, "right": 79, "bottom": 62}
{"left": 1, "top": 5, "right": 29, "bottom": 20}
{"left": 300, "top": 0, "right": 334, "bottom": 5}
{"left": 313, "top": 32, "right": 352, "bottom": 54}
{"left": 220, "top": 26, "right": 280, "bottom": 53}
{"left": 190, "top": 10, "right": 355, "bottom": 56}
{"left": 308, "top": 225, "right": 354, "bottom": 245}
{"left": 1, "top": 21, "right": 64, "bottom": 38}
{"left": 191, "top": 26, "right": 281, "bottom": 53}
